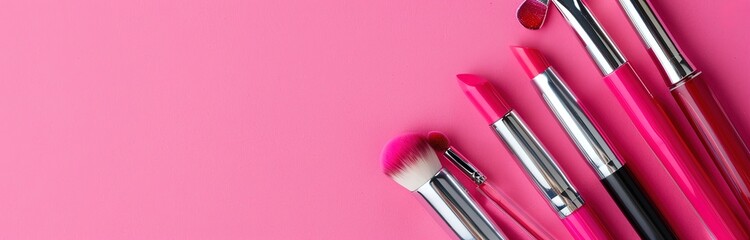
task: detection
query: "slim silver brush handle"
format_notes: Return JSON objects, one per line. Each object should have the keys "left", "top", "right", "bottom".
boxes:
{"left": 416, "top": 169, "right": 505, "bottom": 240}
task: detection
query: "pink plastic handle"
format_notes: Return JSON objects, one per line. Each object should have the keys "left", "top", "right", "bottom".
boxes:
{"left": 603, "top": 63, "right": 747, "bottom": 239}
{"left": 561, "top": 206, "right": 611, "bottom": 240}
{"left": 478, "top": 183, "right": 554, "bottom": 240}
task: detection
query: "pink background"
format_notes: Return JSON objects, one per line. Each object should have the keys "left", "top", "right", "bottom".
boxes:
{"left": 1, "top": 0, "right": 749, "bottom": 239}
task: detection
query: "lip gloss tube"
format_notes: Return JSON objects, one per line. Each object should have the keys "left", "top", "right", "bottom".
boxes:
{"left": 511, "top": 46, "right": 676, "bottom": 239}
{"left": 457, "top": 74, "right": 612, "bottom": 240}
{"left": 617, "top": 0, "right": 750, "bottom": 220}
{"left": 550, "top": 0, "right": 748, "bottom": 238}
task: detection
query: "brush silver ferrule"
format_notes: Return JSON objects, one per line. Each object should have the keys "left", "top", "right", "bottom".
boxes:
{"left": 415, "top": 169, "right": 505, "bottom": 240}
{"left": 532, "top": 68, "right": 624, "bottom": 179}
{"left": 552, "top": 0, "right": 626, "bottom": 75}
{"left": 491, "top": 111, "right": 584, "bottom": 218}
{"left": 617, "top": 0, "right": 696, "bottom": 85}
{"left": 444, "top": 148, "right": 487, "bottom": 185}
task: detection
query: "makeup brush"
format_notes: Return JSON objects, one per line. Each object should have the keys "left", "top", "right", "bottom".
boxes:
{"left": 381, "top": 133, "right": 506, "bottom": 240}
{"left": 516, "top": 0, "right": 550, "bottom": 30}
{"left": 428, "top": 131, "right": 554, "bottom": 240}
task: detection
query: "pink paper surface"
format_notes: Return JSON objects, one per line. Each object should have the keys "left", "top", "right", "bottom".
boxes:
{"left": 1, "top": 0, "right": 748, "bottom": 239}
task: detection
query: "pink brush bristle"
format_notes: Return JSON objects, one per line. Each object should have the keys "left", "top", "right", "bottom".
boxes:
{"left": 427, "top": 131, "right": 451, "bottom": 152}
{"left": 381, "top": 133, "right": 431, "bottom": 175}
{"left": 517, "top": 0, "right": 548, "bottom": 30}
{"left": 380, "top": 133, "right": 442, "bottom": 191}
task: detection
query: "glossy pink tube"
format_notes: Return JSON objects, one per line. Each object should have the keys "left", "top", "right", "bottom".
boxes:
{"left": 562, "top": 206, "right": 611, "bottom": 240}
{"left": 603, "top": 63, "right": 748, "bottom": 239}
{"left": 620, "top": 0, "right": 750, "bottom": 220}
{"left": 670, "top": 73, "right": 750, "bottom": 219}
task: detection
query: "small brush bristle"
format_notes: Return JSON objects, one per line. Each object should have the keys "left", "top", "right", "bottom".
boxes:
{"left": 427, "top": 131, "right": 451, "bottom": 152}
{"left": 517, "top": 0, "right": 548, "bottom": 30}
{"left": 381, "top": 133, "right": 442, "bottom": 191}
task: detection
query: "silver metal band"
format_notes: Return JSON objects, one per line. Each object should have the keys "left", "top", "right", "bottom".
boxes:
{"left": 443, "top": 148, "right": 487, "bottom": 185}
{"left": 416, "top": 169, "right": 505, "bottom": 240}
{"left": 617, "top": 0, "right": 696, "bottom": 85}
{"left": 552, "top": 0, "right": 626, "bottom": 75}
{"left": 533, "top": 68, "right": 623, "bottom": 179}
{"left": 491, "top": 111, "right": 584, "bottom": 217}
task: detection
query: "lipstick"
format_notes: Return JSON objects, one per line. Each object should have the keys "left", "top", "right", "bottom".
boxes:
{"left": 512, "top": 46, "right": 675, "bottom": 239}
{"left": 550, "top": 0, "right": 748, "bottom": 238}
{"left": 457, "top": 74, "right": 612, "bottom": 240}
{"left": 617, "top": 0, "right": 750, "bottom": 220}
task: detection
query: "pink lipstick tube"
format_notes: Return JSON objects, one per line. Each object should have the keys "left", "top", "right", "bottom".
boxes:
{"left": 551, "top": 0, "right": 748, "bottom": 238}
{"left": 617, "top": 0, "right": 750, "bottom": 220}
{"left": 458, "top": 74, "right": 612, "bottom": 240}
{"left": 513, "top": 46, "right": 676, "bottom": 239}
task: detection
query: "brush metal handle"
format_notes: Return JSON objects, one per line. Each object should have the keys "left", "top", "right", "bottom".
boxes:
{"left": 416, "top": 169, "right": 505, "bottom": 240}
{"left": 443, "top": 148, "right": 487, "bottom": 185}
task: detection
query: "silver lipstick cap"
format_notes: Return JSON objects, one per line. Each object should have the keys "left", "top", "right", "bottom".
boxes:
{"left": 552, "top": 0, "right": 626, "bottom": 75}
{"left": 617, "top": 0, "right": 696, "bottom": 85}
{"left": 416, "top": 169, "right": 505, "bottom": 240}
{"left": 491, "top": 111, "right": 584, "bottom": 218}
{"left": 443, "top": 148, "right": 487, "bottom": 185}
{"left": 533, "top": 67, "right": 624, "bottom": 179}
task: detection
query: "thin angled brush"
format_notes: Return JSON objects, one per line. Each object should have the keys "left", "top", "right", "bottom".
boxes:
{"left": 428, "top": 131, "right": 554, "bottom": 240}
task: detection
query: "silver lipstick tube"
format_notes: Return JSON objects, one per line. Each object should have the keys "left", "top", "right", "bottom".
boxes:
{"left": 415, "top": 169, "right": 505, "bottom": 240}
{"left": 491, "top": 111, "right": 584, "bottom": 218}
{"left": 617, "top": 0, "right": 696, "bottom": 85}
{"left": 551, "top": 0, "right": 626, "bottom": 75}
{"left": 532, "top": 68, "right": 624, "bottom": 179}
